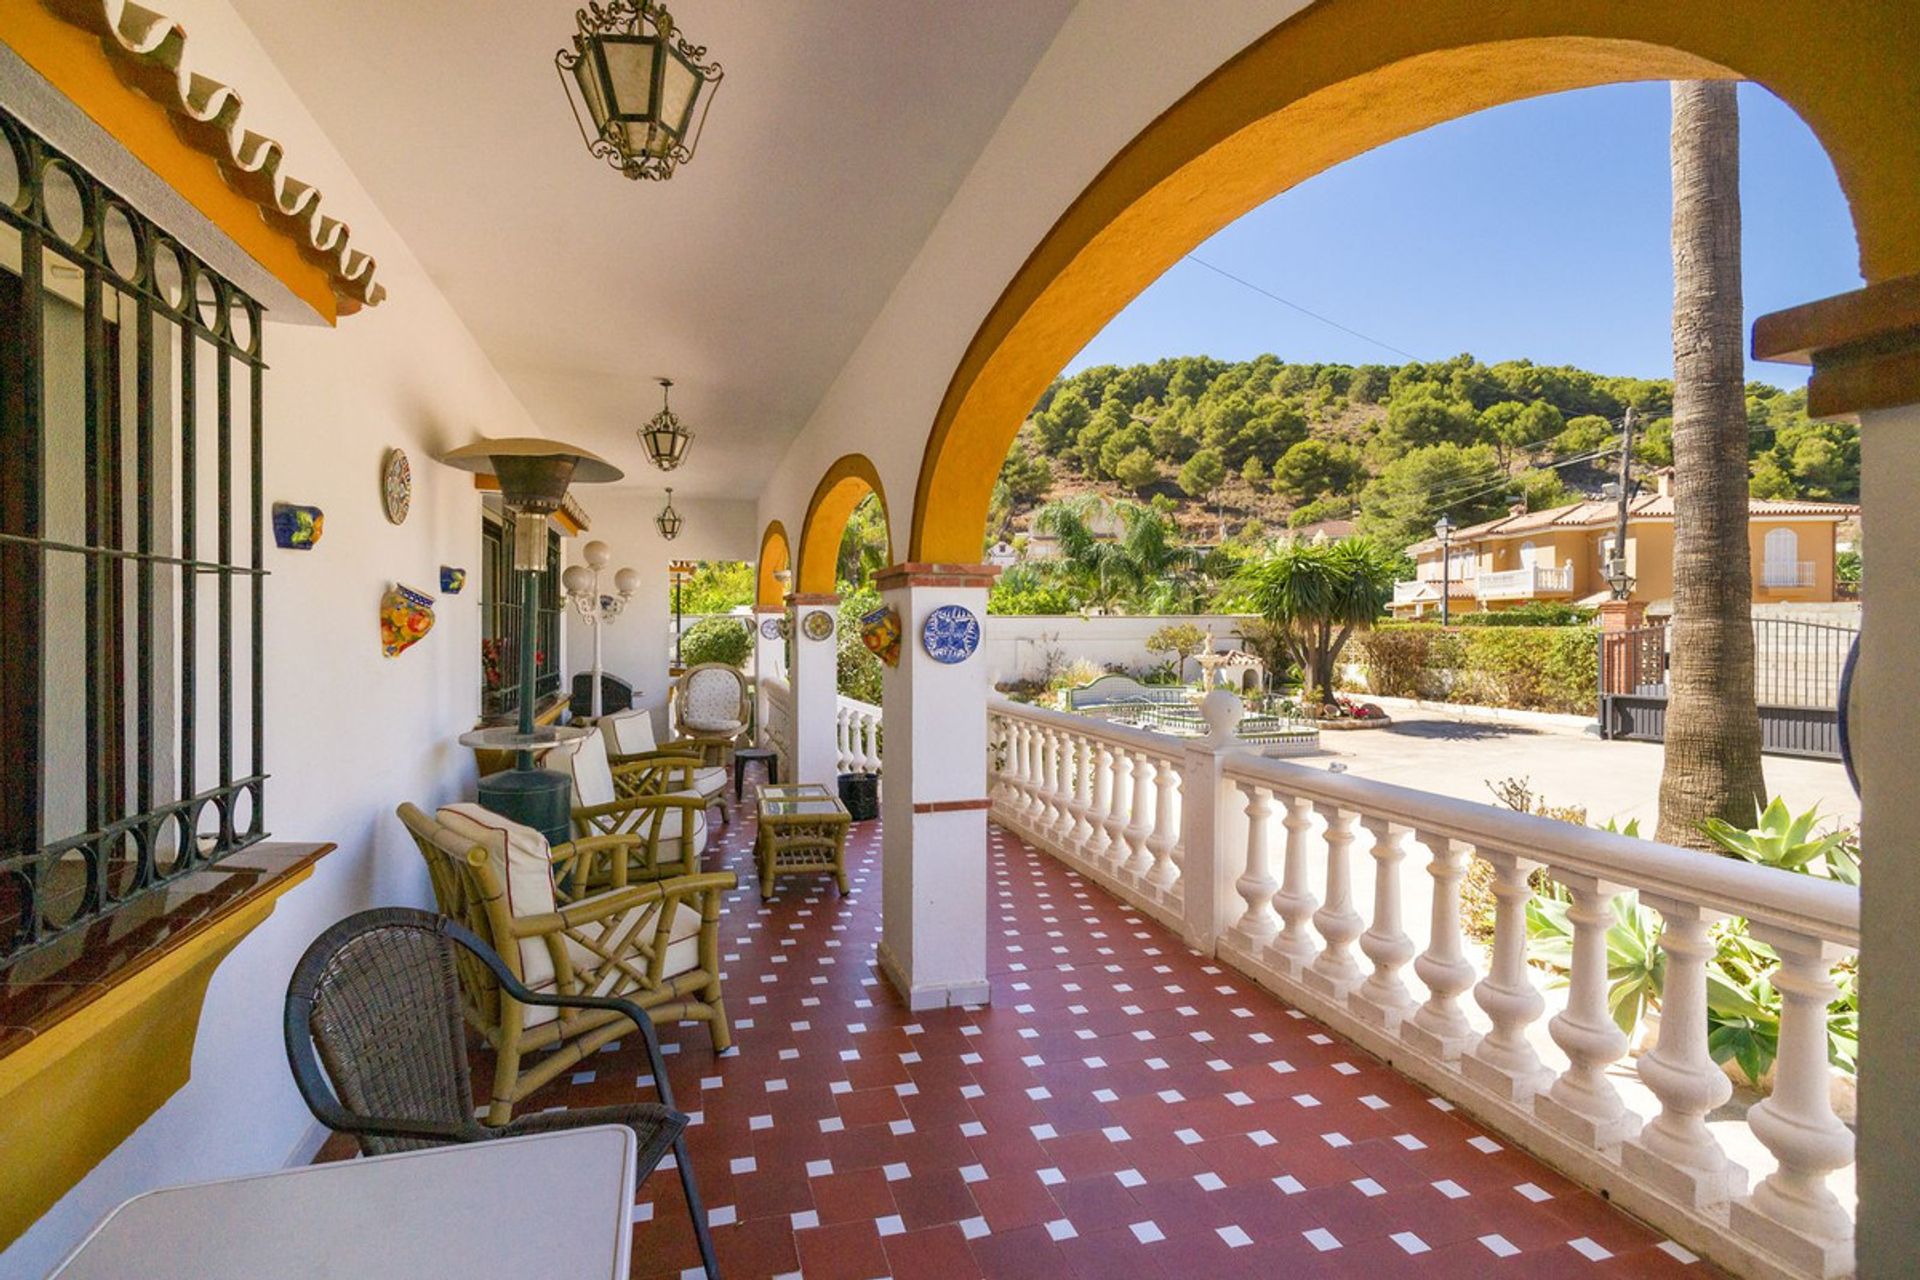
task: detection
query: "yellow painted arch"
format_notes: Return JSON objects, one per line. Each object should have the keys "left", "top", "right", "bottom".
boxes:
{"left": 797, "top": 454, "right": 892, "bottom": 595}
{"left": 909, "top": 0, "right": 1920, "bottom": 563}
{"left": 756, "top": 520, "right": 791, "bottom": 608}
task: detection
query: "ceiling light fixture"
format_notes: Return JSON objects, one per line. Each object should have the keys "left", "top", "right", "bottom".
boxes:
{"left": 556, "top": 1, "right": 723, "bottom": 182}
{"left": 656, "top": 487, "right": 683, "bottom": 541}
{"left": 639, "top": 377, "right": 692, "bottom": 471}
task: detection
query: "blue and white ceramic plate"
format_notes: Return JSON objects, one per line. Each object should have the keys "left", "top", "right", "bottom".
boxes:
{"left": 921, "top": 604, "right": 981, "bottom": 664}
{"left": 760, "top": 616, "right": 783, "bottom": 640}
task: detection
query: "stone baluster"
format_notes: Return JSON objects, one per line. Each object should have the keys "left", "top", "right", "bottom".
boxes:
{"left": 1120, "top": 751, "right": 1156, "bottom": 878}
{"left": 1270, "top": 792, "right": 1320, "bottom": 975}
{"left": 1625, "top": 898, "right": 1743, "bottom": 1208}
{"left": 1014, "top": 721, "right": 1038, "bottom": 818}
{"left": 1305, "top": 804, "right": 1364, "bottom": 998}
{"left": 1229, "top": 781, "right": 1280, "bottom": 947}
{"left": 1351, "top": 817, "right": 1415, "bottom": 1030}
{"left": 1063, "top": 735, "right": 1092, "bottom": 848}
{"left": 1729, "top": 927, "right": 1855, "bottom": 1278}
{"left": 1401, "top": 831, "right": 1480, "bottom": 1061}
{"left": 1100, "top": 747, "right": 1133, "bottom": 874}
{"left": 1465, "top": 848, "right": 1554, "bottom": 1102}
{"left": 1035, "top": 727, "right": 1061, "bottom": 835}
{"left": 1537, "top": 873, "right": 1635, "bottom": 1147}
{"left": 1085, "top": 740, "right": 1115, "bottom": 866}
{"left": 834, "top": 704, "right": 852, "bottom": 773}
{"left": 1045, "top": 729, "right": 1074, "bottom": 843}
{"left": 1145, "top": 755, "right": 1179, "bottom": 889}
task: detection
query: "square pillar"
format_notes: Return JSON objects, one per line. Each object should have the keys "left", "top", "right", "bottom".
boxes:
{"left": 874, "top": 562, "right": 999, "bottom": 1011}
{"left": 785, "top": 593, "right": 840, "bottom": 788}
{"left": 751, "top": 605, "right": 783, "bottom": 747}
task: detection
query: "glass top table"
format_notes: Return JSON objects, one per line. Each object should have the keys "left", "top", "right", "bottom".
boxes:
{"left": 757, "top": 783, "right": 847, "bottom": 819}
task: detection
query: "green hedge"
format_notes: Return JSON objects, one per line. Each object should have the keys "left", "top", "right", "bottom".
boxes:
{"left": 681, "top": 616, "right": 752, "bottom": 669}
{"left": 1353, "top": 622, "right": 1596, "bottom": 714}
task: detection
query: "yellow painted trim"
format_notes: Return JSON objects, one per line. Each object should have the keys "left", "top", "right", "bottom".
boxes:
{"left": 908, "top": 0, "right": 1920, "bottom": 563}
{"left": 796, "top": 454, "right": 891, "bottom": 595}
{"left": 0, "top": 859, "right": 317, "bottom": 1249}
{"left": 756, "top": 520, "right": 791, "bottom": 608}
{"left": 1, "top": 3, "right": 340, "bottom": 322}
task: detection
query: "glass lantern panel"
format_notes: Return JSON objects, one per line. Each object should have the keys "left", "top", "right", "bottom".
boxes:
{"left": 572, "top": 50, "right": 612, "bottom": 133}
{"left": 595, "top": 36, "right": 660, "bottom": 122}
{"left": 658, "top": 47, "right": 703, "bottom": 141}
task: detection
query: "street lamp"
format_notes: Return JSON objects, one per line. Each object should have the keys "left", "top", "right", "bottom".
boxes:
{"left": 1434, "top": 513, "right": 1456, "bottom": 625}
{"left": 561, "top": 541, "right": 640, "bottom": 718}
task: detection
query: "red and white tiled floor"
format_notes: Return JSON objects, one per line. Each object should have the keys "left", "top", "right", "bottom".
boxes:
{"left": 443, "top": 812, "right": 1723, "bottom": 1278}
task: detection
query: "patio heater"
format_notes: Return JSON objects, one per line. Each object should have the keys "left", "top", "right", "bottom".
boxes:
{"left": 1433, "top": 513, "right": 1456, "bottom": 625}
{"left": 443, "top": 438, "right": 624, "bottom": 845}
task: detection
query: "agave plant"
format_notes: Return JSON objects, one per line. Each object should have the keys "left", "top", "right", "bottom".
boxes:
{"left": 1525, "top": 889, "right": 1665, "bottom": 1035}
{"left": 1700, "top": 797, "right": 1858, "bottom": 883}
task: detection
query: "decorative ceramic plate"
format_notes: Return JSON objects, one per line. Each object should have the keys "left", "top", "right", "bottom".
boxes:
{"left": 382, "top": 448, "right": 412, "bottom": 525}
{"left": 921, "top": 603, "right": 981, "bottom": 664}
{"left": 760, "top": 616, "right": 783, "bottom": 640}
{"left": 803, "top": 609, "right": 836, "bottom": 641}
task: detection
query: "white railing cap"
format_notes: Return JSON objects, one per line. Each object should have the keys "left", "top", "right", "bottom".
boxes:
{"left": 990, "top": 694, "right": 1192, "bottom": 759}
{"left": 1220, "top": 752, "right": 1858, "bottom": 946}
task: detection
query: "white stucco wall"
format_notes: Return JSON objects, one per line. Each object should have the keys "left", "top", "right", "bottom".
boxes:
{"left": 754, "top": 0, "right": 1312, "bottom": 565}
{"left": 1, "top": 3, "right": 551, "bottom": 1272}
{"left": 980, "top": 614, "right": 1257, "bottom": 687}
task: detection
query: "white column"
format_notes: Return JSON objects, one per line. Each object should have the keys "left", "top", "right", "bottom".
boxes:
{"left": 1400, "top": 831, "right": 1480, "bottom": 1061}
{"left": 1730, "top": 926, "right": 1855, "bottom": 1278}
{"left": 1171, "top": 692, "right": 1241, "bottom": 949}
{"left": 751, "top": 606, "right": 783, "bottom": 747}
{"left": 1464, "top": 849, "right": 1554, "bottom": 1102}
{"left": 1625, "top": 897, "right": 1743, "bottom": 1209}
{"left": 785, "top": 593, "right": 841, "bottom": 787}
{"left": 875, "top": 564, "right": 994, "bottom": 1011}
{"left": 1537, "top": 873, "right": 1635, "bottom": 1148}
{"left": 1351, "top": 818, "right": 1415, "bottom": 1031}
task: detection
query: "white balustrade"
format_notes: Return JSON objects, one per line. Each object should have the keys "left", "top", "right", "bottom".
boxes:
{"left": 987, "top": 696, "right": 1862, "bottom": 1279}
{"left": 763, "top": 675, "right": 794, "bottom": 775}
{"left": 834, "top": 695, "right": 883, "bottom": 776}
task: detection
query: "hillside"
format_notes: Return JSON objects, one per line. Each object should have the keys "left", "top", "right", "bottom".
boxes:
{"left": 990, "top": 352, "right": 1859, "bottom": 551}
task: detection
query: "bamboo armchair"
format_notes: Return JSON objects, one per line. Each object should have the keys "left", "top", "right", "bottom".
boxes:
{"left": 671, "top": 663, "right": 752, "bottom": 771}
{"left": 556, "top": 728, "right": 710, "bottom": 881}
{"left": 397, "top": 802, "right": 734, "bottom": 1126}
{"left": 598, "top": 707, "right": 730, "bottom": 824}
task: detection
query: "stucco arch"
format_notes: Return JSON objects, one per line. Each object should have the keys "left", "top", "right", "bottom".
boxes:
{"left": 908, "top": 0, "right": 1920, "bottom": 563}
{"left": 797, "top": 454, "right": 892, "bottom": 595}
{"left": 757, "top": 520, "right": 792, "bottom": 607}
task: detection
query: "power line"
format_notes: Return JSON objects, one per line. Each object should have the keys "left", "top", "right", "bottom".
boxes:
{"left": 1184, "top": 254, "right": 1425, "bottom": 362}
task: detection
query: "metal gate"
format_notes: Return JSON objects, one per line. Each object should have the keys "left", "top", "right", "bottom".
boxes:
{"left": 1598, "top": 617, "right": 1858, "bottom": 760}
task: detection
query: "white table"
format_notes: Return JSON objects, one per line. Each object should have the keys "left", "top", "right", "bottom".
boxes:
{"left": 48, "top": 1126, "right": 636, "bottom": 1279}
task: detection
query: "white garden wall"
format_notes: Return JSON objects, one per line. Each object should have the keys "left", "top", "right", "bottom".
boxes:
{"left": 980, "top": 615, "right": 1258, "bottom": 686}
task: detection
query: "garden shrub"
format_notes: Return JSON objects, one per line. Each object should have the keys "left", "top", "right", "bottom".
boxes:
{"left": 836, "top": 587, "right": 885, "bottom": 705}
{"left": 1353, "top": 623, "right": 1595, "bottom": 714}
{"left": 1452, "top": 601, "right": 1597, "bottom": 627}
{"left": 680, "top": 616, "right": 751, "bottom": 668}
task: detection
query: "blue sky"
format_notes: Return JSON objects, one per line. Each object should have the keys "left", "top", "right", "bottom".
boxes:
{"left": 1066, "top": 82, "right": 1861, "bottom": 389}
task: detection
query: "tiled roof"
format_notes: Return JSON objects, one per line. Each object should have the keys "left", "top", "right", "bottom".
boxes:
{"left": 43, "top": 0, "right": 386, "bottom": 314}
{"left": 1408, "top": 494, "right": 1858, "bottom": 554}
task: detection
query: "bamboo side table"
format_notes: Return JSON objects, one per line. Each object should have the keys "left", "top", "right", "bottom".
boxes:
{"left": 754, "top": 783, "right": 851, "bottom": 898}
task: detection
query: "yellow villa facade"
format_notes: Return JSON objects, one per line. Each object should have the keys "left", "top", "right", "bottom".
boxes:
{"left": 1392, "top": 473, "right": 1858, "bottom": 617}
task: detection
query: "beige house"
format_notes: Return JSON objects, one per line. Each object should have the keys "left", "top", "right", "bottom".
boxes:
{"left": 1391, "top": 472, "right": 1858, "bottom": 616}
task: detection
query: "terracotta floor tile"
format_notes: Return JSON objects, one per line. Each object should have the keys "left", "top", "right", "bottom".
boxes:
{"left": 393, "top": 814, "right": 1732, "bottom": 1278}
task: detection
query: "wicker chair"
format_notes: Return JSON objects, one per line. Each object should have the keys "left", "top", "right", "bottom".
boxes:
{"left": 284, "top": 907, "right": 719, "bottom": 1278}
{"left": 396, "top": 802, "right": 734, "bottom": 1122}
{"left": 554, "top": 728, "right": 710, "bottom": 879}
{"left": 599, "top": 707, "right": 730, "bottom": 825}
{"left": 672, "top": 663, "right": 751, "bottom": 771}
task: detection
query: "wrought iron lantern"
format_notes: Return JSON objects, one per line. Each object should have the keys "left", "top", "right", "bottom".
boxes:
{"left": 556, "top": 0, "right": 723, "bottom": 182}
{"left": 656, "top": 486, "right": 683, "bottom": 540}
{"left": 639, "top": 377, "right": 692, "bottom": 471}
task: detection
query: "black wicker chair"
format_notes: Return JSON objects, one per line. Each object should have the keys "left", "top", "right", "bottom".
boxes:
{"left": 284, "top": 907, "right": 719, "bottom": 1278}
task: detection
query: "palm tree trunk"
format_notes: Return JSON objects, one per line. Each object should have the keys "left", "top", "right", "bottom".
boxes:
{"left": 1657, "top": 80, "right": 1767, "bottom": 846}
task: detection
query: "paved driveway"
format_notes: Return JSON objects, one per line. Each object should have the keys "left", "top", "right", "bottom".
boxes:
{"left": 1301, "top": 703, "right": 1859, "bottom": 834}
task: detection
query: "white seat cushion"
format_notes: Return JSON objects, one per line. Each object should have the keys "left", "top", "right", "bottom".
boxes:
{"left": 680, "top": 670, "right": 744, "bottom": 733}
{"left": 435, "top": 803, "right": 562, "bottom": 1026}
{"left": 563, "top": 900, "right": 704, "bottom": 993}
{"left": 598, "top": 709, "right": 659, "bottom": 756}
{"left": 642, "top": 794, "right": 709, "bottom": 861}
{"left": 555, "top": 728, "right": 619, "bottom": 810}
{"left": 692, "top": 766, "right": 727, "bottom": 802}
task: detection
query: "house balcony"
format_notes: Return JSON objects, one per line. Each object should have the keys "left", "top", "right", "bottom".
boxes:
{"left": 1473, "top": 564, "right": 1576, "bottom": 601}
{"left": 1762, "top": 561, "right": 1817, "bottom": 589}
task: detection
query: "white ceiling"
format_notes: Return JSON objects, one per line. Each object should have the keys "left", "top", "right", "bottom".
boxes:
{"left": 231, "top": 0, "right": 1076, "bottom": 497}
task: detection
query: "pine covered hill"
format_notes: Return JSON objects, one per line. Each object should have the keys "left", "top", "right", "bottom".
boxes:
{"left": 990, "top": 352, "right": 1859, "bottom": 551}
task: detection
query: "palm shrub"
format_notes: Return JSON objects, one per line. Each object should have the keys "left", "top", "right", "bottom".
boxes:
{"left": 1235, "top": 537, "right": 1397, "bottom": 701}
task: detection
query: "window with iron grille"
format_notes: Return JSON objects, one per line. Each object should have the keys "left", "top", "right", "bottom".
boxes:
{"left": 479, "top": 509, "right": 562, "bottom": 721}
{"left": 0, "top": 107, "right": 267, "bottom": 965}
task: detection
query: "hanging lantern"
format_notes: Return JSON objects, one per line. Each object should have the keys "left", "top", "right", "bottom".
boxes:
{"left": 639, "top": 377, "right": 693, "bottom": 471}
{"left": 656, "top": 487, "right": 683, "bottom": 541}
{"left": 556, "top": 0, "right": 723, "bottom": 182}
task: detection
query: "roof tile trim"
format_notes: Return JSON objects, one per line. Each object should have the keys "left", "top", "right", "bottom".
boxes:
{"left": 42, "top": 0, "right": 386, "bottom": 313}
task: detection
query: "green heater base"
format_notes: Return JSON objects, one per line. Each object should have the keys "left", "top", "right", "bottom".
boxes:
{"left": 477, "top": 767, "right": 574, "bottom": 850}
